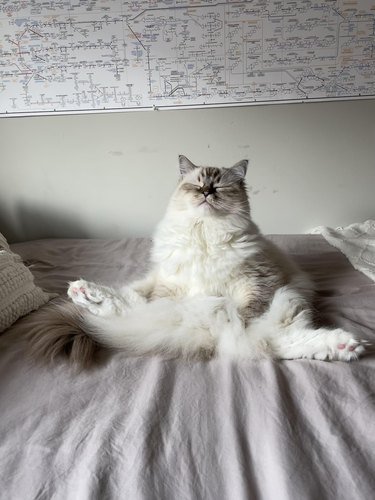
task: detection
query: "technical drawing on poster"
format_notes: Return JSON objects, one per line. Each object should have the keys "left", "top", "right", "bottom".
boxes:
{"left": 0, "top": 1, "right": 374, "bottom": 115}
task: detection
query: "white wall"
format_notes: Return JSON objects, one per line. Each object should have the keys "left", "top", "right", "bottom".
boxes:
{"left": 1, "top": 100, "right": 374, "bottom": 243}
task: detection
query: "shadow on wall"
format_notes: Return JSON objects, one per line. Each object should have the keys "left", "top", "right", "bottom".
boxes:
{"left": 0, "top": 206, "right": 15, "bottom": 242}
{"left": 0, "top": 202, "right": 89, "bottom": 243}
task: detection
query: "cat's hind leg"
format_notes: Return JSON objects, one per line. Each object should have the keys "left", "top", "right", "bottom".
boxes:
{"left": 270, "top": 325, "right": 367, "bottom": 361}
{"left": 262, "top": 284, "right": 367, "bottom": 361}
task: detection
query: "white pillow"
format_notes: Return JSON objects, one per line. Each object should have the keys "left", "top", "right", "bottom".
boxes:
{"left": 0, "top": 233, "right": 51, "bottom": 333}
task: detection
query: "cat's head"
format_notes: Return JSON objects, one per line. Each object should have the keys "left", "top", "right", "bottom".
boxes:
{"left": 171, "top": 155, "right": 250, "bottom": 218}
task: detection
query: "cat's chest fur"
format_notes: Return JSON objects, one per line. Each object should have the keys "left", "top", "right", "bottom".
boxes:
{"left": 151, "top": 216, "right": 256, "bottom": 296}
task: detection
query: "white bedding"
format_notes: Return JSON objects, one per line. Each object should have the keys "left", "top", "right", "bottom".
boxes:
{"left": 310, "top": 220, "right": 375, "bottom": 282}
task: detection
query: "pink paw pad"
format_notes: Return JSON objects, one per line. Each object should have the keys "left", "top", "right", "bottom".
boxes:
{"left": 337, "top": 343, "right": 346, "bottom": 350}
{"left": 70, "top": 286, "right": 87, "bottom": 298}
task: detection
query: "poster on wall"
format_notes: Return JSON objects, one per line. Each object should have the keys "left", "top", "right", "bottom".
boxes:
{"left": 0, "top": 0, "right": 374, "bottom": 116}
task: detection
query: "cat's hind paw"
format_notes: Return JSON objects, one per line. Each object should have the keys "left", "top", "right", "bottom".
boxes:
{"left": 68, "top": 279, "right": 104, "bottom": 305}
{"left": 68, "top": 279, "right": 127, "bottom": 317}
{"left": 335, "top": 338, "right": 368, "bottom": 361}
{"left": 313, "top": 330, "right": 367, "bottom": 362}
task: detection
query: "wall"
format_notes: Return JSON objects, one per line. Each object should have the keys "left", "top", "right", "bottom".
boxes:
{"left": 0, "top": 99, "right": 374, "bottom": 243}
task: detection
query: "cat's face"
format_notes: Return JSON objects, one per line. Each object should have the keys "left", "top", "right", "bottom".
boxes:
{"left": 172, "top": 156, "right": 250, "bottom": 217}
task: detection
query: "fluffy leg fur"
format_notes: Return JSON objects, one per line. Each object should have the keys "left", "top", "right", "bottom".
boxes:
{"left": 68, "top": 280, "right": 268, "bottom": 360}
{"left": 83, "top": 296, "right": 231, "bottom": 359}
{"left": 269, "top": 325, "right": 365, "bottom": 361}
{"left": 245, "top": 285, "right": 367, "bottom": 361}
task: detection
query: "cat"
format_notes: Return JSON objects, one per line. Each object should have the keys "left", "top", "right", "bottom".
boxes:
{"left": 26, "top": 155, "right": 366, "bottom": 365}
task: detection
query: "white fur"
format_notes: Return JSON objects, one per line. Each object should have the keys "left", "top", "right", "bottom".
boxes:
{"left": 67, "top": 162, "right": 366, "bottom": 362}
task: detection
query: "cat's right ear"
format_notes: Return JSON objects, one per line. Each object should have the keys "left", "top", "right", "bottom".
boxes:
{"left": 179, "top": 155, "right": 197, "bottom": 177}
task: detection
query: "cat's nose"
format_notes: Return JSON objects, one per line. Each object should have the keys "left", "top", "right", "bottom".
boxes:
{"left": 202, "top": 184, "right": 216, "bottom": 197}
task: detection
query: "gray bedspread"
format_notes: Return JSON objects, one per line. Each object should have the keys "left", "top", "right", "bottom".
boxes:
{"left": 0, "top": 235, "right": 374, "bottom": 500}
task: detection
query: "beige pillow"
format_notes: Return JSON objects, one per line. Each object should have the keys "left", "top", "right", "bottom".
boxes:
{"left": 0, "top": 233, "right": 51, "bottom": 333}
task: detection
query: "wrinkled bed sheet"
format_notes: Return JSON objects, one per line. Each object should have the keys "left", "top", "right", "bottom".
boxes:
{"left": 0, "top": 235, "right": 374, "bottom": 500}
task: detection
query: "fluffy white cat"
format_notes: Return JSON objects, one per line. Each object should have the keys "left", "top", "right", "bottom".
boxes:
{"left": 28, "top": 156, "right": 367, "bottom": 364}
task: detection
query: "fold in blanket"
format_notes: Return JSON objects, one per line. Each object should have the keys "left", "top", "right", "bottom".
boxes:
{"left": 310, "top": 220, "right": 375, "bottom": 282}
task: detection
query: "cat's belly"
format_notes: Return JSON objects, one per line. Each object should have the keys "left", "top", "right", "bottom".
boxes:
{"left": 156, "top": 251, "right": 240, "bottom": 297}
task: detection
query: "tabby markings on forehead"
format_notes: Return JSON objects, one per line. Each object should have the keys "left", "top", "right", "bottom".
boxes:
{"left": 200, "top": 167, "right": 222, "bottom": 181}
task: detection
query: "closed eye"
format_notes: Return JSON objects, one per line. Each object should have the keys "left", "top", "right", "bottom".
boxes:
{"left": 182, "top": 183, "right": 202, "bottom": 192}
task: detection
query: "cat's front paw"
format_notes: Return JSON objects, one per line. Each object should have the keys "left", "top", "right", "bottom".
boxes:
{"left": 67, "top": 279, "right": 126, "bottom": 316}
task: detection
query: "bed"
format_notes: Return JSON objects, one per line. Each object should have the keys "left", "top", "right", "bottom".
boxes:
{"left": 0, "top": 235, "right": 374, "bottom": 500}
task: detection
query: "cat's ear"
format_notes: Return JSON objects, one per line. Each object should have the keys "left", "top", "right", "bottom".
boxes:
{"left": 231, "top": 159, "right": 248, "bottom": 179}
{"left": 222, "top": 160, "right": 248, "bottom": 183}
{"left": 179, "top": 155, "right": 198, "bottom": 177}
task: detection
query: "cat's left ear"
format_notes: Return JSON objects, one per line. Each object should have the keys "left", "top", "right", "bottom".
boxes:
{"left": 231, "top": 159, "right": 248, "bottom": 179}
{"left": 223, "top": 159, "right": 248, "bottom": 182}
{"left": 179, "top": 155, "right": 197, "bottom": 177}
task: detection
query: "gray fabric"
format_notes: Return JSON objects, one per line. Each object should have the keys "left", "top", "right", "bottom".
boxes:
{"left": 0, "top": 236, "right": 374, "bottom": 500}
{"left": 0, "top": 232, "right": 52, "bottom": 333}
